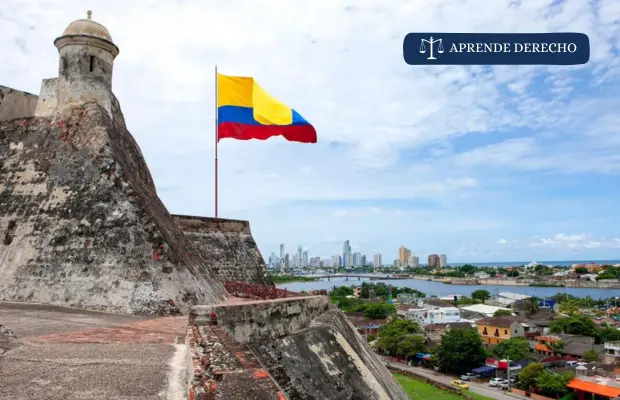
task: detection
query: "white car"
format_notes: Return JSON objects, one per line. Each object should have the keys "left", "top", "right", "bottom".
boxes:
{"left": 488, "top": 378, "right": 508, "bottom": 387}
{"left": 460, "top": 373, "right": 481, "bottom": 381}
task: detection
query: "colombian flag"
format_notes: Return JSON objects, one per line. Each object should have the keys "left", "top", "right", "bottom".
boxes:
{"left": 217, "top": 73, "right": 317, "bottom": 143}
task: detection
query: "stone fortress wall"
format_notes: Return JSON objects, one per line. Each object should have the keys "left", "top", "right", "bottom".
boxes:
{"left": 0, "top": 86, "right": 38, "bottom": 122}
{"left": 173, "top": 215, "right": 268, "bottom": 285}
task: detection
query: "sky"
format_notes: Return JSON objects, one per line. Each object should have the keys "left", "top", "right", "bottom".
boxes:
{"left": 2, "top": 0, "right": 620, "bottom": 263}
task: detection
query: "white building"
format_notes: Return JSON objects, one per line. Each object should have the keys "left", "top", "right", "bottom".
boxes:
{"left": 459, "top": 304, "right": 513, "bottom": 319}
{"left": 603, "top": 341, "right": 620, "bottom": 364}
{"left": 407, "top": 255, "right": 419, "bottom": 268}
{"left": 439, "top": 254, "right": 447, "bottom": 268}
{"left": 474, "top": 271, "right": 490, "bottom": 279}
{"left": 407, "top": 304, "right": 470, "bottom": 326}
{"left": 495, "top": 292, "right": 531, "bottom": 307}
{"left": 373, "top": 253, "right": 382, "bottom": 268}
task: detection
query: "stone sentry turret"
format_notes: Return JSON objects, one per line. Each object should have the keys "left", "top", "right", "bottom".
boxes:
{"left": 35, "top": 10, "right": 119, "bottom": 118}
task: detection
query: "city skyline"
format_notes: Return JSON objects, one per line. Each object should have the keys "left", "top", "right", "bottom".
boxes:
{"left": 268, "top": 240, "right": 619, "bottom": 267}
{"left": 268, "top": 241, "right": 449, "bottom": 268}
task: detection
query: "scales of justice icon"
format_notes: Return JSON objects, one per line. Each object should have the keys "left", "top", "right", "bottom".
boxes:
{"left": 419, "top": 37, "right": 445, "bottom": 60}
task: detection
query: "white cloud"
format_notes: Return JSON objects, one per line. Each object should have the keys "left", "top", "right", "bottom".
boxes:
{"left": 497, "top": 239, "right": 508, "bottom": 245}
{"left": 529, "top": 233, "right": 620, "bottom": 250}
{"left": 2, "top": 0, "right": 620, "bottom": 262}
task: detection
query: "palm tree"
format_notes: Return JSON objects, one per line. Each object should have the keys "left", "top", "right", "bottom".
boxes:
{"left": 548, "top": 340, "right": 564, "bottom": 356}
{"left": 524, "top": 298, "right": 540, "bottom": 316}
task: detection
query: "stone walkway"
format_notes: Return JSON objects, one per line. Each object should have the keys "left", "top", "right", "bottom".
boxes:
{"left": 0, "top": 302, "right": 188, "bottom": 400}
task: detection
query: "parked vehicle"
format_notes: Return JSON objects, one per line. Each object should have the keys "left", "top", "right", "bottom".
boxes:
{"left": 489, "top": 378, "right": 508, "bottom": 387}
{"left": 450, "top": 380, "right": 469, "bottom": 390}
{"left": 460, "top": 373, "right": 481, "bottom": 381}
{"left": 500, "top": 380, "right": 511, "bottom": 390}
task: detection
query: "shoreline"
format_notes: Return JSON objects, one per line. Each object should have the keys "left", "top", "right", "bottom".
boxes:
{"left": 409, "top": 275, "right": 620, "bottom": 289}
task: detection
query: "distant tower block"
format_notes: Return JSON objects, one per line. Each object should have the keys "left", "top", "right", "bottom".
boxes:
{"left": 45, "top": 10, "right": 120, "bottom": 117}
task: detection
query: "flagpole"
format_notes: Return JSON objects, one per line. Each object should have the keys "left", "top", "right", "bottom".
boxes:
{"left": 214, "top": 65, "right": 219, "bottom": 219}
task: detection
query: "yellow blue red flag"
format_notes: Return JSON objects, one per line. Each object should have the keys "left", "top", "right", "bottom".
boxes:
{"left": 216, "top": 73, "right": 317, "bottom": 143}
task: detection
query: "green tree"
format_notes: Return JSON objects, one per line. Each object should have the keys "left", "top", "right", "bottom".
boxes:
{"left": 396, "top": 335, "right": 427, "bottom": 359}
{"left": 459, "top": 264, "right": 476, "bottom": 274}
{"left": 457, "top": 296, "right": 479, "bottom": 306}
{"left": 550, "top": 315, "right": 598, "bottom": 337}
{"left": 547, "top": 340, "right": 564, "bottom": 356}
{"left": 575, "top": 267, "right": 588, "bottom": 274}
{"left": 582, "top": 349, "right": 599, "bottom": 362}
{"left": 559, "top": 300, "right": 580, "bottom": 316}
{"left": 507, "top": 270, "right": 520, "bottom": 278}
{"left": 493, "top": 337, "right": 530, "bottom": 361}
{"left": 519, "top": 362, "right": 544, "bottom": 390}
{"left": 361, "top": 302, "right": 396, "bottom": 319}
{"left": 330, "top": 286, "right": 354, "bottom": 298}
{"left": 471, "top": 290, "right": 491, "bottom": 303}
{"left": 597, "top": 326, "right": 620, "bottom": 343}
{"left": 434, "top": 328, "right": 486, "bottom": 374}
{"left": 376, "top": 319, "right": 423, "bottom": 356}
{"left": 536, "top": 370, "right": 574, "bottom": 397}
{"left": 493, "top": 309, "right": 513, "bottom": 317}
{"left": 523, "top": 298, "right": 540, "bottom": 315}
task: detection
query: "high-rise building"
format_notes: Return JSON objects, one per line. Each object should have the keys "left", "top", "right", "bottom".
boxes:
{"left": 361, "top": 255, "right": 367, "bottom": 267}
{"left": 302, "top": 250, "right": 309, "bottom": 268}
{"left": 330, "top": 255, "right": 340, "bottom": 267}
{"left": 399, "top": 246, "right": 411, "bottom": 267}
{"left": 428, "top": 254, "right": 440, "bottom": 268}
{"left": 342, "top": 240, "right": 352, "bottom": 267}
{"left": 407, "top": 255, "right": 419, "bottom": 268}
{"left": 279, "top": 244, "right": 285, "bottom": 260}
{"left": 352, "top": 252, "right": 361, "bottom": 266}
{"left": 373, "top": 253, "right": 382, "bottom": 267}
{"left": 297, "top": 246, "right": 303, "bottom": 268}
{"left": 439, "top": 254, "right": 447, "bottom": 268}
{"left": 284, "top": 253, "right": 290, "bottom": 270}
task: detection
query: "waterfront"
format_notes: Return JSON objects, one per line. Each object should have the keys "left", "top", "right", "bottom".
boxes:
{"left": 277, "top": 276, "right": 620, "bottom": 299}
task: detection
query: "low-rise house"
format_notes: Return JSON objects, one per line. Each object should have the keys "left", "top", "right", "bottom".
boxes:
{"left": 345, "top": 312, "right": 386, "bottom": 336}
{"left": 522, "top": 309, "right": 557, "bottom": 331}
{"left": 603, "top": 341, "right": 620, "bottom": 365}
{"left": 459, "top": 304, "right": 513, "bottom": 320}
{"left": 424, "top": 321, "right": 475, "bottom": 342}
{"left": 494, "top": 292, "right": 531, "bottom": 308}
{"left": 476, "top": 316, "right": 525, "bottom": 345}
{"left": 407, "top": 305, "right": 471, "bottom": 326}
{"left": 425, "top": 298, "right": 455, "bottom": 308}
{"left": 473, "top": 271, "right": 490, "bottom": 279}
{"left": 567, "top": 365, "right": 620, "bottom": 399}
{"left": 534, "top": 334, "right": 604, "bottom": 359}
{"left": 396, "top": 304, "right": 420, "bottom": 318}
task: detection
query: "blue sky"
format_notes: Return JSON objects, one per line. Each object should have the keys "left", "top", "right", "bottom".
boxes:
{"left": 2, "top": 0, "right": 620, "bottom": 263}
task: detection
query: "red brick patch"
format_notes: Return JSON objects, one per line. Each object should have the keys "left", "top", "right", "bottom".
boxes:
{"left": 34, "top": 317, "right": 186, "bottom": 345}
{"left": 253, "top": 369, "right": 270, "bottom": 379}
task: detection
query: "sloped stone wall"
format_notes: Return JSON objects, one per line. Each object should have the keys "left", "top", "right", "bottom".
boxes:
{"left": 0, "top": 98, "right": 227, "bottom": 314}
{"left": 173, "top": 215, "right": 268, "bottom": 285}
{"left": 249, "top": 310, "right": 409, "bottom": 400}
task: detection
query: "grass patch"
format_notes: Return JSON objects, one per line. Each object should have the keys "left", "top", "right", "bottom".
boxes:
{"left": 393, "top": 373, "right": 493, "bottom": 400}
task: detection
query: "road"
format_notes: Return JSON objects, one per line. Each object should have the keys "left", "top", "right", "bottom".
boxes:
{"left": 384, "top": 359, "right": 525, "bottom": 400}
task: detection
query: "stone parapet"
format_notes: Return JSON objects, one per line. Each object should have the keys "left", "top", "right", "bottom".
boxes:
{"left": 186, "top": 320, "right": 283, "bottom": 400}
{"left": 190, "top": 295, "right": 330, "bottom": 344}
